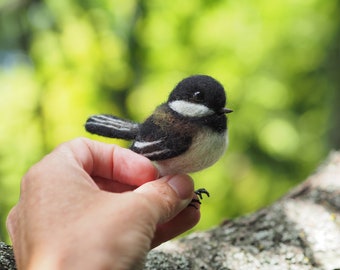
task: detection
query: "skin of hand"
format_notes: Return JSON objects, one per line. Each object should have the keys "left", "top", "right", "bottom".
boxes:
{"left": 6, "top": 138, "right": 200, "bottom": 270}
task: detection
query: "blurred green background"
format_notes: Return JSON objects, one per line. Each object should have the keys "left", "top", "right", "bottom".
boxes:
{"left": 0, "top": 0, "right": 339, "bottom": 242}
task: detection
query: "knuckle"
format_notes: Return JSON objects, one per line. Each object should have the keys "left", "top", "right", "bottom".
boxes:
{"left": 6, "top": 206, "right": 16, "bottom": 226}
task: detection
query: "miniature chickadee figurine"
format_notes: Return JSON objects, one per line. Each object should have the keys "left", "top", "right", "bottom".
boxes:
{"left": 85, "top": 75, "right": 232, "bottom": 200}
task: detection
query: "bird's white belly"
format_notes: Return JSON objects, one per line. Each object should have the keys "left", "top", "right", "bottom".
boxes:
{"left": 155, "top": 129, "right": 227, "bottom": 176}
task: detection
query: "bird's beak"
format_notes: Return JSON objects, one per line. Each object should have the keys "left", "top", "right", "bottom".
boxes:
{"left": 221, "top": 108, "right": 233, "bottom": 114}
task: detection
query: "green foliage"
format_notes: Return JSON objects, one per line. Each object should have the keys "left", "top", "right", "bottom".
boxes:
{"left": 0, "top": 0, "right": 339, "bottom": 241}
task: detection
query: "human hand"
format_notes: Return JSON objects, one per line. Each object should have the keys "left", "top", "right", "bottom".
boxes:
{"left": 6, "top": 138, "right": 200, "bottom": 270}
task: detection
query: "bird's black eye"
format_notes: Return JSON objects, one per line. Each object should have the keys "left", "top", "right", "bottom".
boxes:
{"left": 192, "top": 91, "right": 204, "bottom": 103}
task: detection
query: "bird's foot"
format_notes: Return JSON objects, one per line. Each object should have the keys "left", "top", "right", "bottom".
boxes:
{"left": 189, "top": 188, "right": 210, "bottom": 209}
{"left": 195, "top": 188, "right": 210, "bottom": 199}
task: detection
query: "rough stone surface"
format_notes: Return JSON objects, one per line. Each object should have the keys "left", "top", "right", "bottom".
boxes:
{"left": 0, "top": 242, "right": 16, "bottom": 270}
{"left": 144, "top": 152, "right": 340, "bottom": 270}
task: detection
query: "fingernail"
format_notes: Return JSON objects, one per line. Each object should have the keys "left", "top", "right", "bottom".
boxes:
{"left": 167, "top": 175, "right": 194, "bottom": 200}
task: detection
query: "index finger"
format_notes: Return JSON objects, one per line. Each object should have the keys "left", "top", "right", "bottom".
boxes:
{"left": 59, "top": 138, "right": 159, "bottom": 186}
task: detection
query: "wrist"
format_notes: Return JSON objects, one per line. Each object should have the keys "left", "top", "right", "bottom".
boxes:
{"left": 24, "top": 247, "right": 119, "bottom": 270}
{"left": 25, "top": 253, "right": 64, "bottom": 270}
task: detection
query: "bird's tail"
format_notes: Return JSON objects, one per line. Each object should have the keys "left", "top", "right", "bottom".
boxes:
{"left": 85, "top": 114, "right": 139, "bottom": 140}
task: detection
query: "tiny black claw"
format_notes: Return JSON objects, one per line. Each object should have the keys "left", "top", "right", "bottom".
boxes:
{"left": 188, "top": 188, "right": 210, "bottom": 209}
{"left": 194, "top": 188, "right": 210, "bottom": 200}
{"left": 191, "top": 198, "right": 201, "bottom": 204}
{"left": 189, "top": 199, "right": 201, "bottom": 209}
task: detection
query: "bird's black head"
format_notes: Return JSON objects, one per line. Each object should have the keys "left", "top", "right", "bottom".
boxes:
{"left": 168, "top": 75, "right": 231, "bottom": 117}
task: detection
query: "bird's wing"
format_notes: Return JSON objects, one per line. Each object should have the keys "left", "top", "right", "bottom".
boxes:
{"left": 85, "top": 114, "right": 140, "bottom": 140}
{"left": 130, "top": 118, "right": 192, "bottom": 161}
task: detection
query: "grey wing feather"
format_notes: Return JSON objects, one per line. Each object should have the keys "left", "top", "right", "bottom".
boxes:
{"left": 130, "top": 117, "right": 192, "bottom": 161}
{"left": 85, "top": 114, "right": 140, "bottom": 140}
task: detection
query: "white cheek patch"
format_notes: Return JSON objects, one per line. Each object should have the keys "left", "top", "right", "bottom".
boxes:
{"left": 169, "top": 100, "right": 214, "bottom": 117}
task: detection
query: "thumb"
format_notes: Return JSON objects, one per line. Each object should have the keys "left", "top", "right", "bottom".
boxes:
{"left": 134, "top": 174, "right": 194, "bottom": 224}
